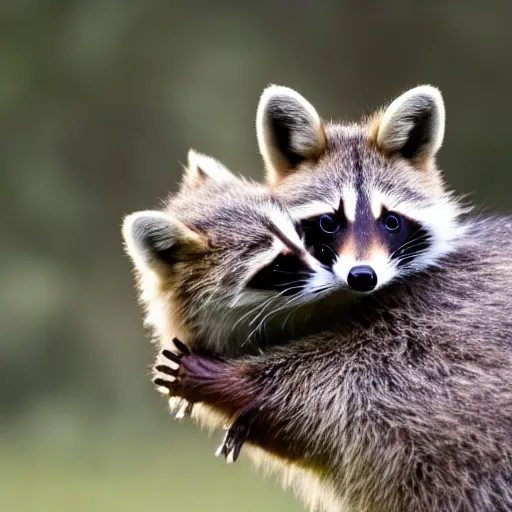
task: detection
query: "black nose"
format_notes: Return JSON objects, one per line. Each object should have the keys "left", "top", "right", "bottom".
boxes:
{"left": 347, "top": 265, "right": 377, "bottom": 292}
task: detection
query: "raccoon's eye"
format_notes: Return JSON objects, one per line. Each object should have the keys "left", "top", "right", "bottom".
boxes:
{"left": 383, "top": 213, "right": 401, "bottom": 233}
{"left": 319, "top": 214, "right": 340, "bottom": 234}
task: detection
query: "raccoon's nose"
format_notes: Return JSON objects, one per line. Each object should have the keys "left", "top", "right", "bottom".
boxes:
{"left": 347, "top": 265, "right": 378, "bottom": 292}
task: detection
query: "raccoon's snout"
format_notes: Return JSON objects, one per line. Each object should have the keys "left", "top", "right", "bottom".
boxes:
{"left": 347, "top": 265, "right": 378, "bottom": 292}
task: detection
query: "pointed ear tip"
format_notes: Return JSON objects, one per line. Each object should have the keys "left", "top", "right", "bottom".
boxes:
{"left": 186, "top": 148, "right": 204, "bottom": 168}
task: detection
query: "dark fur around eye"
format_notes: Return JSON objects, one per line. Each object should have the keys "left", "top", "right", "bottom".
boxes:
{"left": 301, "top": 211, "right": 346, "bottom": 268}
{"left": 382, "top": 209, "right": 432, "bottom": 266}
{"left": 248, "top": 254, "right": 313, "bottom": 295}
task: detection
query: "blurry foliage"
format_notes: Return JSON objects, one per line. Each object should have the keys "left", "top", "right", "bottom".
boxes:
{"left": 0, "top": 0, "right": 511, "bottom": 510}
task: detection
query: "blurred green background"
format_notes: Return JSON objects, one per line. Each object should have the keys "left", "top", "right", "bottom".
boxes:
{"left": 1, "top": 1, "right": 511, "bottom": 511}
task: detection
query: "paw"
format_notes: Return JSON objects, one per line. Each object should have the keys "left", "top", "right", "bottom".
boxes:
{"left": 153, "top": 338, "right": 193, "bottom": 419}
{"left": 215, "top": 411, "right": 253, "bottom": 463}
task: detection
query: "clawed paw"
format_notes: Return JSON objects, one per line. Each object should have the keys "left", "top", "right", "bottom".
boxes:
{"left": 153, "top": 338, "right": 193, "bottom": 419}
{"left": 215, "top": 411, "right": 253, "bottom": 463}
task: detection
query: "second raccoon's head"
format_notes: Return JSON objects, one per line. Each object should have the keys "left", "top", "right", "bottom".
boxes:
{"left": 122, "top": 150, "right": 328, "bottom": 353}
{"left": 256, "top": 84, "right": 468, "bottom": 294}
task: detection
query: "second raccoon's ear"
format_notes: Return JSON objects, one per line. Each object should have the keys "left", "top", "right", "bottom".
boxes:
{"left": 122, "top": 210, "right": 204, "bottom": 272}
{"left": 375, "top": 85, "right": 445, "bottom": 162}
{"left": 182, "top": 149, "right": 237, "bottom": 189}
{"left": 257, "top": 85, "right": 326, "bottom": 184}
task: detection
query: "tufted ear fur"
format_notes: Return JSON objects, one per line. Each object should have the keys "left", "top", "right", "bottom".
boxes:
{"left": 181, "top": 149, "right": 237, "bottom": 189}
{"left": 375, "top": 85, "right": 445, "bottom": 162}
{"left": 122, "top": 210, "right": 204, "bottom": 272}
{"left": 257, "top": 85, "right": 326, "bottom": 185}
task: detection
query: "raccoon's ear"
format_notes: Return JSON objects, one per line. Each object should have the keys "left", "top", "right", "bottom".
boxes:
{"left": 122, "top": 210, "right": 203, "bottom": 272}
{"left": 257, "top": 85, "right": 326, "bottom": 184}
{"left": 375, "top": 85, "right": 445, "bottom": 162}
{"left": 182, "top": 149, "right": 237, "bottom": 188}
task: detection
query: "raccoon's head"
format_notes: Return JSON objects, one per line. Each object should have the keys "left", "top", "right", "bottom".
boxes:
{"left": 257, "top": 84, "right": 467, "bottom": 294}
{"left": 122, "top": 150, "right": 328, "bottom": 354}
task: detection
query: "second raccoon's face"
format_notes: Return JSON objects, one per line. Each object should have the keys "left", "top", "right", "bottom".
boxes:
{"left": 122, "top": 179, "right": 333, "bottom": 324}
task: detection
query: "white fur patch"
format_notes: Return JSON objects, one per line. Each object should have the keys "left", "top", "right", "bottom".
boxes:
{"left": 342, "top": 186, "right": 358, "bottom": 222}
{"left": 288, "top": 202, "right": 335, "bottom": 220}
{"left": 374, "top": 190, "right": 467, "bottom": 271}
{"left": 268, "top": 206, "right": 304, "bottom": 249}
{"left": 332, "top": 253, "right": 395, "bottom": 291}
{"left": 303, "top": 265, "right": 337, "bottom": 297}
{"left": 370, "top": 196, "right": 383, "bottom": 219}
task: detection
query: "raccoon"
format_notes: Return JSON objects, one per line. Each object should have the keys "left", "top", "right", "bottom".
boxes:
{"left": 122, "top": 148, "right": 347, "bottom": 424}
{"left": 154, "top": 86, "right": 512, "bottom": 512}
{"left": 122, "top": 149, "right": 332, "bottom": 360}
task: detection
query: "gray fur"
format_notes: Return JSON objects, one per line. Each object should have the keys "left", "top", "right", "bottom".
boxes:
{"left": 228, "top": 89, "right": 512, "bottom": 510}
{"left": 212, "top": 214, "right": 512, "bottom": 511}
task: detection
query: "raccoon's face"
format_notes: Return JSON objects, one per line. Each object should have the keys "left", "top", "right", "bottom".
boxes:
{"left": 122, "top": 150, "right": 330, "bottom": 349}
{"left": 257, "top": 85, "right": 467, "bottom": 294}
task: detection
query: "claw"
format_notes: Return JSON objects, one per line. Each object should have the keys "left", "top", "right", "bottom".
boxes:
{"left": 153, "top": 377, "right": 174, "bottom": 389}
{"left": 155, "top": 364, "right": 178, "bottom": 376}
{"left": 162, "top": 349, "right": 182, "bottom": 364}
{"left": 172, "top": 337, "right": 190, "bottom": 355}
{"left": 215, "top": 415, "right": 251, "bottom": 463}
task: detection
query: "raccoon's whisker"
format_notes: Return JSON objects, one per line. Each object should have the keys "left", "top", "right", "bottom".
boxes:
{"left": 232, "top": 289, "right": 290, "bottom": 335}
{"left": 248, "top": 296, "right": 302, "bottom": 344}
{"left": 244, "top": 286, "right": 309, "bottom": 345}
{"left": 271, "top": 270, "right": 313, "bottom": 277}
{"left": 315, "top": 243, "right": 338, "bottom": 261}
{"left": 230, "top": 298, "right": 274, "bottom": 333}
{"left": 274, "top": 293, "right": 311, "bottom": 328}
{"left": 191, "top": 278, "right": 228, "bottom": 316}
{"left": 393, "top": 244, "right": 431, "bottom": 262}
{"left": 390, "top": 233, "right": 431, "bottom": 258}
{"left": 249, "top": 282, "right": 308, "bottom": 327}
{"left": 281, "top": 292, "right": 315, "bottom": 329}
{"left": 390, "top": 231, "right": 430, "bottom": 254}
{"left": 393, "top": 244, "right": 431, "bottom": 260}
{"left": 393, "top": 248, "right": 431, "bottom": 266}
{"left": 244, "top": 294, "right": 283, "bottom": 328}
